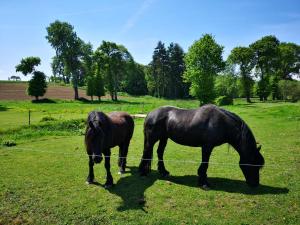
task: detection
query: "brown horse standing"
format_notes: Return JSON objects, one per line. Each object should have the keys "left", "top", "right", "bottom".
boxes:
{"left": 85, "top": 111, "right": 134, "bottom": 188}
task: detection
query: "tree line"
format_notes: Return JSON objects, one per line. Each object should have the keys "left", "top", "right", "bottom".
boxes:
{"left": 16, "top": 20, "right": 300, "bottom": 104}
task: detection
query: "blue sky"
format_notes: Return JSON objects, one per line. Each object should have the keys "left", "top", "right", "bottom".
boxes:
{"left": 0, "top": 0, "right": 299, "bottom": 81}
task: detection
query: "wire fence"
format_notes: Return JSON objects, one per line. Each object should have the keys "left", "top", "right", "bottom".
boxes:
{"left": 1, "top": 146, "right": 298, "bottom": 171}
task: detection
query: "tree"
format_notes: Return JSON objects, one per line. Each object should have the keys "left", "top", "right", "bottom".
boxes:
{"left": 94, "top": 66, "right": 105, "bottom": 101}
{"left": 167, "top": 43, "right": 188, "bottom": 98}
{"left": 278, "top": 80, "right": 300, "bottom": 101}
{"left": 86, "top": 76, "right": 96, "bottom": 101}
{"left": 228, "top": 47, "right": 255, "bottom": 102}
{"left": 79, "top": 42, "right": 94, "bottom": 86}
{"left": 183, "top": 34, "right": 225, "bottom": 105}
{"left": 94, "top": 41, "right": 133, "bottom": 101}
{"left": 150, "top": 41, "right": 169, "bottom": 98}
{"left": 215, "top": 75, "right": 238, "bottom": 98}
{"left": 250, "top": 35, "right": 280, "bottom": 101}
{"left": 46, "top": 20, "right": 87, "bottom": 100}
{"left": 86, "top": 66, "right": 105, "bottom": 101}
{"left": 278, "top": 42, "right": 300, "bottom": 80}
{"left": 123, "top": 63, "right": 148, "bottom": 95}
{"left": 27, "top": 71, "right": 47, "bottom": 100}
{"left": 15, "top": 57, "right": 41, "bottom": 76}
{"left": 51, "top": 55, "right": 68, "bottom": 83}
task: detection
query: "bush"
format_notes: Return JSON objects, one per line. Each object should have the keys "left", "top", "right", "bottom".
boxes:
{"left": 2, "top": 140, "right": 16, "bottom": 147}
{"left": 278, "top": 80, "right": 300, "bottom": 102}
{"left": 215, "top": 75, "right": 238, "bottom": 99}
{"left": 40, "top": 116, "right": 57, "bottom": 122}
{"left": 216, "top": 96, "right": 233, "bottom": 106}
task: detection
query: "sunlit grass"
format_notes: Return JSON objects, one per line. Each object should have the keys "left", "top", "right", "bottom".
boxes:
{"left": 0, "top": 97, "right": 299, "bottom": 224}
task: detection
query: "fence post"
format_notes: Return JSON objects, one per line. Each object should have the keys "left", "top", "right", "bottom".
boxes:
{"left": 28, "top": 110, "right": 31, "bottom": 126}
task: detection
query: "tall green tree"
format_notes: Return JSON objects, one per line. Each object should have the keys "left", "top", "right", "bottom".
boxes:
{"left": 86, "top": 76, "right": 96, "bottom": 101}
{"left": 94, "top": 41, "right": 133, "bottom": 101}
{"left": 95, "top": 72, "right": 105, "bottom": 101}
{"left": 150, "top": 41, "right": 169, "bottom": 98}
{"left": 250, "top": 35, "right": 280, "bottom": 101}
{"left": 86, "top": 66, "right": 105, "bottom": 101}
{"left": 184, "top": 34, "right": 225, "bottom": 105}
{"left": 15, "top": 57, "right": 41, "bottom": 76}
{"left": 215, "top": 63, "right": 238, "bottom": 99}
{"left": 123, "top": 63, "right": 148, "bottom": 95}
{"left": 79, "top": 42, "right": 94, "bottom": 86}
{"left": 46, "top": 20, "right": 87, "bottom": 100}
{"left": 167, "top": 43, "right": 188, "bottom": 98}
{"left": 51, "top": 55, "right": 68, "bottom": 83}
{"left": 278, "top": 42, "right": 300, "bottom": 80}
{"left": 228, "top": 47, "right": 255, "bottom": 102}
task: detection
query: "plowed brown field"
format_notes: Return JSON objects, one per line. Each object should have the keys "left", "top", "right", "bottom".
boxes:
{"left": 0, "top": 82, "right": 91, "bottom": 100}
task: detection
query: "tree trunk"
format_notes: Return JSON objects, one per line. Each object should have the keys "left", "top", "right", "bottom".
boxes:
{"left": 91, "top": 96, "right": 93, "bottom": 101}
{"left": 246, "top": 96, "right": 252, "bottom": 103}
{"left": 73, "top": 73, "right": 79, "bottom": 100}
{"left": 74, "top": 86, "right": 79, "bottom": 100}
{"left": 98, "top": 96, "right": 101, "bottom": 101}
{"left": 35, "top": 96, "right": 38, "bottom": 101}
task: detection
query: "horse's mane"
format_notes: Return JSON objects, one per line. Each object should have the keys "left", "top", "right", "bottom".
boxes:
{"left": 85, "top": 111, "right": 110, "bottom": 154}
{"left": 219, "top": 109, "right": 255, "bottom": 150}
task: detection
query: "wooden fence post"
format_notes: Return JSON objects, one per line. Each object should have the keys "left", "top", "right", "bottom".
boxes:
{"left": 28, "top": 110, "right": 31, "bottom": 126}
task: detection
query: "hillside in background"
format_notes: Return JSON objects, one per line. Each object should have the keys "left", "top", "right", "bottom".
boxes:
{"left": 0, "top": 82, "right": 91, "bottom": 100}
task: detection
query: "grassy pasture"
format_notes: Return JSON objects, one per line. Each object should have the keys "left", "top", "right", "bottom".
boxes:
{"left": 0, "top": 97, "right": 299, "bottom": 224}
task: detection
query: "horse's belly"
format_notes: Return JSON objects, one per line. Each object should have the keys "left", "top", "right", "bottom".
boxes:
{"left": 168, "top": 132, "right": 203, "bottom": 147}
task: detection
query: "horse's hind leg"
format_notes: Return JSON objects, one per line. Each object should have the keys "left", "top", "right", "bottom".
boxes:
{"left": 118, "top": 141, "right": 129, "bottom": 174}
{"left": 157, "top": 138, "right": 169, "bottom": 177}
{"left": 198, "top": 145, "right": 213, "bottom": 189}
{"left": 86, "top": 156, "right": 95, "bottom": 184}
{"left": 139, "top": 132, "right": 157, "bottom": 176}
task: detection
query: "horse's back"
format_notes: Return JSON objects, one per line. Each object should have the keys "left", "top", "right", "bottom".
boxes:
{"left": 145, "top": 104, "right": 241, "bottom": 147}
{"left": 108, "top": 112, "right": 134, "bottom": 145}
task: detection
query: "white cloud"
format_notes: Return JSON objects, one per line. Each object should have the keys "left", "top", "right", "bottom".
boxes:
{"left": 121, "top": 0, "right": 156, "bottom": 34}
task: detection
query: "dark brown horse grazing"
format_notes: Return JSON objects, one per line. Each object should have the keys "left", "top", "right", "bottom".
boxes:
{"left": 85, "top": 111, "right": 134, "bottom": 188}
{"left": 139, "top": 104, "right": 264, "bottom": 188}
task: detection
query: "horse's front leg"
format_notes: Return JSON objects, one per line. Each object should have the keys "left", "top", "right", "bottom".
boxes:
{"left": 198, "top": 145, "right": 213, "bottom": 189}
{"left": 103, "top": 150, "right": 113, "bottom": 188}
{"left": 86, "top": 156, "right": 95, "bottom": 184}
{"left": 118, "top": 142, "right": 129, "bottom": 174}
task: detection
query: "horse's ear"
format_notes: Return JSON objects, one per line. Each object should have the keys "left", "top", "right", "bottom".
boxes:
{"left": 89, "top": 121, "right": 95, "bottom": 130}
{"left": 257, "top": 145, "right": 262, "bottom": 151}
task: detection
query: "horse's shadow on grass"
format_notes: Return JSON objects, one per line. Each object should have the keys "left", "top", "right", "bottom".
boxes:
{"left": 162, "top": 175, "right": 289, "bottom": 195}
{"left": 92, "top": 166, "right": 289, "bottom": 211}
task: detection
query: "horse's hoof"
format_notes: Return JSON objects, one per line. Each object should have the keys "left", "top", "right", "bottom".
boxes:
{"left": 86, "top": 181, "right": 93, "bottom": 185}
{"left": 200, "top": 184, "right": 210, "bottom": 190}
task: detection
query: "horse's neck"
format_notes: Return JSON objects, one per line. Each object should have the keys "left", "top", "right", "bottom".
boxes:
{"left": 237, "top": 124, "right": 257, "bottom": 158}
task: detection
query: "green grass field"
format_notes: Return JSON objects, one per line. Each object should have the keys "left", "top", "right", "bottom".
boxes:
{"left": 0, "top": 96, "right": 299, "bottom": 224}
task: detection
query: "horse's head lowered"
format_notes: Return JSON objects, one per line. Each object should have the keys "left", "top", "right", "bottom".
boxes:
{"left": 85, "top": 119, "right": 104, "bottom": 164}
{"left": 239, "top": 123, "right": 265, "bottom": 187}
